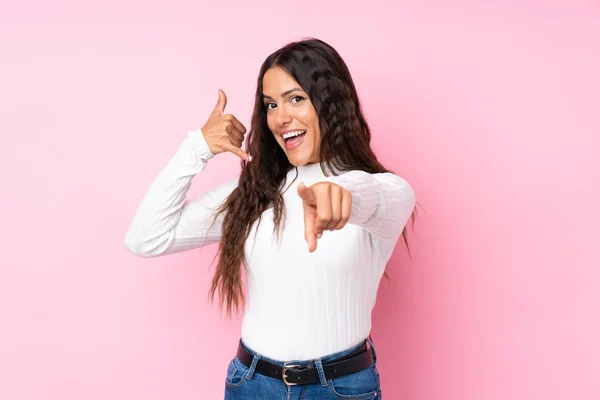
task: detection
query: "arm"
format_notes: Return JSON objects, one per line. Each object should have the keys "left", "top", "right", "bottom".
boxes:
{"left": 124, "top": 129, "right": 238, "bottom": 258}
{"left": 327, "top": 170, "right": 416, "bottom": 245}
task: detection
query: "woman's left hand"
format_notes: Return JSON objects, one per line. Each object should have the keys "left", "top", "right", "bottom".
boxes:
{"left": 297, "top": 182, "right": 352, "bottom": 253}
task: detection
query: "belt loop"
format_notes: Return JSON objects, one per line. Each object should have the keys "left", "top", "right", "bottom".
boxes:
{"left": 313, "top": 359, "right": 329, "bottom": 387}
{"left": 245, "top": 353, "right": 261, "bottom": 380}
{"left": 366, "top": 334, "right": 378, "bottom": 363}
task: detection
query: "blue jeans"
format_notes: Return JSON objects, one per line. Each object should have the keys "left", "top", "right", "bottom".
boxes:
{"left": 224, "top": 336, "right": 381, "bottom": 399}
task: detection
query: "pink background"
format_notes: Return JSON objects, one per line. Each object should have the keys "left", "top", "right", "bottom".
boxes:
{"left": 1, "top": 1, "right": 599, "bottom": 399}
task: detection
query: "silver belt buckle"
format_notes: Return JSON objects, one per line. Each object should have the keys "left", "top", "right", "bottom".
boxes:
{"left": 282, "top": 364, "right": 301, "bottom": 386}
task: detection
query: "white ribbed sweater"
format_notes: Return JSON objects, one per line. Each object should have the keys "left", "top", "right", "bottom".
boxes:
{"left": 124, "top": 129, "right": 416, "bottom": 361}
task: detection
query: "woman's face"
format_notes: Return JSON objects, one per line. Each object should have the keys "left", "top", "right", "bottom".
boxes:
{"left": 262, "top": 66, "right": 321, "bottom": 166}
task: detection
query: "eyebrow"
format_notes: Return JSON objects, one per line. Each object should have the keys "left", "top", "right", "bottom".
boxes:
{"left": 262, "top": 87, "right": 303, "bottom": 100}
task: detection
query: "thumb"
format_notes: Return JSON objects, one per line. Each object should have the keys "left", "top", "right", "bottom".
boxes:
{"left": 297, "top": 182, "right": 315, "bottom": 204}
{"left": 210, "top": 88, "right": 227, "bottom": 117}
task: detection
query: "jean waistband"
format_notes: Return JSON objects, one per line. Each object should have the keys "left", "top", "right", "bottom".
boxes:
{"left": 239, "top": 337, "right": 372, "bottom": 367}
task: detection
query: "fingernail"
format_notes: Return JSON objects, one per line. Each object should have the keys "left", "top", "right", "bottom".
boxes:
{"left": 248, "top": 155, "right": 252, "bottom": 162}
{"left": 317, "top": 233, "right": 322, "bottom": 239}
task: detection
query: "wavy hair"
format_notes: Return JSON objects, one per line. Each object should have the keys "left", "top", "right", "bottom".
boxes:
{"left": 208, "top": 38, "right": 416, "bottom": 316}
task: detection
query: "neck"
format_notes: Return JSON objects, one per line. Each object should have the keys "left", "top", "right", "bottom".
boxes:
{"left": 287, "top": 158, "right": 343, "bottom": 180}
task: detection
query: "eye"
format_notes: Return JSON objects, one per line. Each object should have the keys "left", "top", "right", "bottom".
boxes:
{"left": 264, "top": 96, "right": 304, "bottom": 111}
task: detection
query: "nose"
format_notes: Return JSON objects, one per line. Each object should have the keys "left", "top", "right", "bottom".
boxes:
{"left": 275, "top": 107, "right": 293, "bottom": 127}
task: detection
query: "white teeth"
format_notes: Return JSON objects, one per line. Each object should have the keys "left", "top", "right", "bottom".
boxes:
{"left": 282, "top": 130, "right": 307, "bottom": 139}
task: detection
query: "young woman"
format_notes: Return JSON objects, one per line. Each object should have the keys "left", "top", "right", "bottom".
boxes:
{"left": 125, "top": 38, "right": 416, "bottom": 399}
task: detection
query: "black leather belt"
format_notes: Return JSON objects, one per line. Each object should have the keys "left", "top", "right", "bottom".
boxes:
{"left": 236, "top": 339, "right": 374, "bottom": 386}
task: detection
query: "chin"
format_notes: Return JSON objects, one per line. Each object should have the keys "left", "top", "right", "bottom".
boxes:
{"left": 286, "top": 157, "right": 305, "bottom": 167}
{"left": 286, "top": 152, "right": 317, "bottom": 167}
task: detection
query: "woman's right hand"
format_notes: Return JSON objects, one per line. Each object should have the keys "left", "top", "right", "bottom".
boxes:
{"left": 201, "top": 89, "right": 251, "bottom": 161}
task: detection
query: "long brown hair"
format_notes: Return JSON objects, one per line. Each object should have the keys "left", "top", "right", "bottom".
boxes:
{"left": 208, "top": 38, "right": 416, "bottom": 316}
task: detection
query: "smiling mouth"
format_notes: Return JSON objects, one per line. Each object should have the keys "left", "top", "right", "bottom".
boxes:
{"left": 283, "top": 130, "right": 307, "bottom": 150}
{"left": 283, "top": 130, "right": 306, "bottom": 139}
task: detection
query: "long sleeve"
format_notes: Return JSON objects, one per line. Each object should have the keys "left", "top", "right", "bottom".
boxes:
{"left": 124, "top": 129, "right": 238, "bottom": 258}
{"left": 327, "top": 170, "right": 415, "bottom": 246}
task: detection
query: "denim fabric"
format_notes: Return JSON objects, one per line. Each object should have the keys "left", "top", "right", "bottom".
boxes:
{"left": 224, "top": 336, "right": 381, "bottom": 399}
